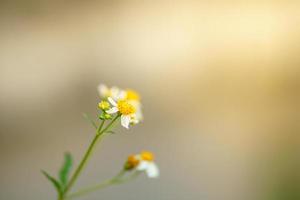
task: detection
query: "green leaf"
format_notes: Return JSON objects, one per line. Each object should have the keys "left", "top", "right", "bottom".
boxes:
{"left": 83, "top": 113, "right": 97, "bottom": 129}
{"left": 106, "top": 130, "right": 116, "bottom": 134}
{"left": 42, "top": 170, "right": 62, "bottom": 195}
{"left": 59, "top": 153, "right": 73, "bottom": 188}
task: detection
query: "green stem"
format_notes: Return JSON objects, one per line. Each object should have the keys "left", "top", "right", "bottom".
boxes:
{"left": 67, "top": 170, "right": 125, "bottom": 199}
{"left": 67, "top": 171, "right": 141, "bottom": 199}
{"left": 63, "top": 133, "right": 101, "bottom": 196}
{"left": 99, "top": 114, "right": 120, "bottom": 136}
{"left": 62, "top": 115, "right": 120, "bottom": 198}
{"left": 97, "top": 119, "right": 105, "bottom": 135}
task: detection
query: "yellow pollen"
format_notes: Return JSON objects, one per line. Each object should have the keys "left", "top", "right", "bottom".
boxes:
{"left": 140, "top": 151, "right": 154, "bottom": 161}
{"left": 98, "top": 101, "right": 110, "bottom": 110}
{"left": 126, "top": 155, "right": 140, "bottom": 169}
{"left": 126, "top": 89, "right": 140, "bottom": 101}
{"left": 117, "top": 100, "right": 135, "bottom": 115}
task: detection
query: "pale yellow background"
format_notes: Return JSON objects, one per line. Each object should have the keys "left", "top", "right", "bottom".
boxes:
{"left": 0, "top": 1, "right": 299, "bottom": 200}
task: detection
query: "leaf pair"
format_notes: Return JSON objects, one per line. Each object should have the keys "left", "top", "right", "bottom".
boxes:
{"left": 42, "top": 153, "right": 73, "bottom": 197}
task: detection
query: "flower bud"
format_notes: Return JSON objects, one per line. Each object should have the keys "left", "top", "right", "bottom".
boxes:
{"left": 98, "top": 100, "right": 110, "bottom": 110}
{"left": 124, "top": 155, "right": 139, "bottom": 170}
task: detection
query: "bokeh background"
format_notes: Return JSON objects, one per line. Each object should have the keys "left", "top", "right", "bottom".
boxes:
{"left": 0, "top": 1, "right": 299, "bottom": 200}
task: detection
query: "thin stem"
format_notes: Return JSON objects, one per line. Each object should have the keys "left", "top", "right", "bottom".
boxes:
{"left": 99, "top": 114, "right": 120, "bottom": 136}
{"left": 67, "top": 170, "right": 125, "bottom": 199}
{"left": 63, "top": 133, "right": 101, "bottom": 195}
{"left": 67, "top": 171, "right": 141, "bottom": 199}
{"left": 118, "top": 171, "right": 142, "bottom": 183}
{"left": 63, "top": 115, "right": 120, "bottom": 198}
{"left": 97, "top": 119, "right": 105, "bottom": 134}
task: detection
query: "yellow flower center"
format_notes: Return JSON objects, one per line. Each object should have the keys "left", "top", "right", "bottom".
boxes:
{"left": 126, "top": 89, "right": 140, "bottom": 101}
{"left": 117, "top": 100, "right": 136, "bottom": 115}
{"left": 140, "top": 151, "right": 154, "bottom": 161}
{"left": 98, "top": 101, "right": 110, "bottom": 110}
{"left": 126, "top": 155, "right": 140, "bottom": 170}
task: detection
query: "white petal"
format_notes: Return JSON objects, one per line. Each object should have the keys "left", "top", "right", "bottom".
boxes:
{"left": 121, "top": 115, "right": 131, "bottom": 129}
{"left": 110, "top": 86, "right": 119, "bottom": 93}
{"left": 129, "top": 114, "right": 139, "bottom": 124}
{"left": 130, "top": 101, "right": 143, "bottom": 121}
{"left": 97, "top": 84, "right": 108, "bottom": 97}
{"left": 146, "top": 163, "right": 159, "bottom": 178}
{"left": 108, "top": 97, "right": 117, "bottom": 107}
{"left": 137, "top": 161, "right": 149, "bottom": 171}
{"left": 117, "top": 90, "right": 127, "bottom": 100}
{"left": 136, "top": 108, "right": 143, "bottom": 121}
{"left": 106, "top": 107, "right": 118, "bottom": 114}
{"left": 131, "top": 118, "right": 139, "bottom": 124}
{"left": 110, "top": 87, "right": 120, "bottom": 99}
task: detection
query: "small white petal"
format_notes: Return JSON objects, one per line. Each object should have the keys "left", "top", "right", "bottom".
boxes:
{"left": 97, "top": 84, "right": 108, "bottom": 97}
{"left": 137, "top": 161, "right": 149, "bottom": 171}
{"left": 121, "top": 115, "right": 131, "bottom": 129}
{"left": 146, "top": 163, "right": 159, "bottom": 178}
{"left": 118, "top": 90, "right": 127, "bottom": 100}
{"left": 108, "top": 97, "right": 117, "bottom": 107}
{"left": 131, "top": 118, "right": 139, "bottom": 124}
{"left": 136, "top": 108, "right": 143, "bottom": 121}
{"left": 106, "top": 107, "right": 118, "bottom": 114}
{"left": 110, "top": 86, "right": 119, "bottom": 93}
{"left": 110, "top": 87, "right": 120, "bottom": 99}
{"left": 129, "top": 114, "right": 139, "bottom": 124}
{"left": 129, "top": 101, "right": 143, "bottom": 121}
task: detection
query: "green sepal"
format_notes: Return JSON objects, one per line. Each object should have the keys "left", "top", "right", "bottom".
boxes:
{"left": 42, "top": 170, "right": 62, "bottom": 196}
{"left": 99, "top": 113, "right": 112, "bottom": 120}
{"left": 59, "top": 153, "right": 73, "bottom": 189}
{"left": 104, "top": 113, "right": 112, "bottom": 119}
{"left": 99, "top": 113, "right": 105, "bottom": 120}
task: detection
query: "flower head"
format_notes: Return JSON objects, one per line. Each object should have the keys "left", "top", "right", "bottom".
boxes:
{"left": 106, "top": 97, "right": 137, "bottom": 129}
{"left": 124, "top": 151, "right": 159, "bottom": 178}
{"left": 97, "top": 84, "right": 143, "bottom": 128}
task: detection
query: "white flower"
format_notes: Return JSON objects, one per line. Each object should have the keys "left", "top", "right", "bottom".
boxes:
{"left": 106, "top": 97, "right": 137, "bottom": 129}
{"left": 125, "top": 151, "right": 159, "bottom": 178}
{"left": 137, "top": 159, "right": 159, "bottom": 178}
{"left": 136, "top": 152, "right": 159, "bottom": 178}
{"left": 97, "top": 84, "right": 126, "bottom": 101}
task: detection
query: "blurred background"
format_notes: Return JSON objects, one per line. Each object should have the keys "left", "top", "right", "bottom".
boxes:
{"left": 0, "top": 1, "right": 299, "bottom": 200}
